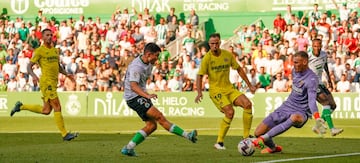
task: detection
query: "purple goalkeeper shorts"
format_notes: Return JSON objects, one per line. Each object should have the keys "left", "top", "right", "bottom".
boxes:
{"left": 263, "top": 106, "right": 309, "bottom": 129}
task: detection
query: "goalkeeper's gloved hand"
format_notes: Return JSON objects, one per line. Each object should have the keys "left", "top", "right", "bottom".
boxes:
{"left": 313, "top": 112, "right": 327, "bottom": 135}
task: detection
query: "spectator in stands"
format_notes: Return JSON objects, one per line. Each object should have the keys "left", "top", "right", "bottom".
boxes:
{"left": 332, "top": 57, "right": 346, "bottom": 83}
{"left": 184, "top": 60, "right": 198, "bottom": 83}
{"left": 285, "top": 72, "right": 293, "bottom": 92}
{"left": 251, "top": 43, "right": 268, "bottom": 67}
{"left": 269, "top": 51, "right": 284, "bottom": 78}
{"left": 7, "top": 75, "right": 17, "bottom": 92}
{"left": 332, "top": 1, "right": 351, "bottom": 23}
{"left": 142, "top": 8, "right": 153, "bottom": 21}
{"left": 167, "top": 16, "right": 178, "bottom": 43}
{"left": 132, "top": 26, "right": 144, "bottom": 44}
{"left": 166, "top": 7, "right": 177, "bottom": 23}
{"left": 187, "top": 9, "right": 199, "bottom": 33}
{"left": 177, "top": 20, "right": 188, "bottom": 37}
{"left": 155, "top": 17, "right": 168, "bottom": 46}
{"left": 283, "top": 5, "right": 293, "bottom": 24}
{"left": 0, "top": 44, "right": 7, "bottom": 65}
{"left": 0, "top": 77, "right": 7, "bottom": 91}
{"left": 182, "top": 31, "right": 196, "bottom": 57}
{"left": 345, "top": 63, "right": 355, "bottom": 82}
{"left": 283, "top": 53, "right": 294, "bottom": 79}
{"left": 272, "top": 72, "right": 287, "bottom": 92}
{"left": 167, "top": 69, "right": 183, "bottom": 92}
{"left": 336, "top": 73, "right": 350, "bottom": 92}
{"left": 66, "top": 57, "right": 78, "bottom": 75}
{"left": 18, "top": 22, "right": 29, "bottom": 42}
{"left": 273, "top": 13, "right": 287, "bottom": 32}
{"left": 308, "top": 3, "right": 321, "bottom": 25}
{"left": 154, "top": 72, "right": 167, "bottom": 92}
{"left": 158, "top": 45, "right": 170, "bottom": 64}
{"left": 257, "top": 66, "right": 271, "bottom": 91}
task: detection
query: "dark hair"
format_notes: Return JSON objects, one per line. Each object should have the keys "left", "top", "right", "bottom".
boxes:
{"left": 209, "top": 33, "right": 221, "bottom": 39}
{"left": 41, "top": 28, "right": 52, "bottom": 35}
{"left": 294, "top": 51, "right": 309, "bottom": 59}
{"left": 144, "top": 43, "right": 161, "bottom": 54}
{"left": 312, "top": 38, "right": 322, "bottom": 44}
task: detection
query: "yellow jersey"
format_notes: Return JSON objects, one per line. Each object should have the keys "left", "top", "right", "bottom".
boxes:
{"left": 198, "top": 49, "right": 240, "bottom": 92}
{"left": 31, "top": 45, "right": 60, "bottom": 85}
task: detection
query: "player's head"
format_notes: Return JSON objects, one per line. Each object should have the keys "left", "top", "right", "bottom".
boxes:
{"left": 293, "top": 51, "right": 309, "bottom": 73}
{"left": 143, "top": 43, "right": 161, "bottom": 64}
{"left": 312, "top": 39, "right": 322, "bottom": 56}
{"left": 208, "top": 33, "right": 221, "bottom": 55}
{"left": 41, "top": 28, "right": 53, "bottom": 45}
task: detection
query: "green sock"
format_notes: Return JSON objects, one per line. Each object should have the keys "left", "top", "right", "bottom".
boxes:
{"left": 322, "top": 106, "right": 334, "bottom": 129}
{"left": 169, "top": 124, "right": 186, "bottom": 137}
{"left": 128, "top": 130, "right": 147, "bottom": 149}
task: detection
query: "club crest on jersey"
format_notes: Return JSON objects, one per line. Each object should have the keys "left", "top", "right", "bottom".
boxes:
{"left": 224, "top": 58, "right": 229, "bottom": 62}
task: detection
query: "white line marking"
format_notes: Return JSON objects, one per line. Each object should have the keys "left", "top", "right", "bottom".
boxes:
{"left": 256, "top": 152, "right": 360, "bottom": 163}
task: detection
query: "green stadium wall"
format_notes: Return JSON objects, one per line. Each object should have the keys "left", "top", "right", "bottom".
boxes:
{"left": 1, "top": 92, "right": 360, "bottom": 119}
{"left": 1, "top": 0, "right": 356, "bottom": 39}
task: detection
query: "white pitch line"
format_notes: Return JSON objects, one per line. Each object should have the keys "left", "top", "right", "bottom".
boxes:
{"left": 256, "top": 152, "right": 360, "bottom": 163}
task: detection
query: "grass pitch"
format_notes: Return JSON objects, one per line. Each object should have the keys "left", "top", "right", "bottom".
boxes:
{"left": 1, "top": 117, "right": 360, "bottom": 163}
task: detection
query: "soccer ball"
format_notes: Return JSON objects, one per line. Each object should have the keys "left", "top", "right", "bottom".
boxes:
{"left": 238, "top": 138, "right": 255, "bottom": 156}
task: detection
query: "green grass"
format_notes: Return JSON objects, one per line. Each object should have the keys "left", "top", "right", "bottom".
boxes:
{"left": 1, "top": 117, "right": 360, "bottom": 162}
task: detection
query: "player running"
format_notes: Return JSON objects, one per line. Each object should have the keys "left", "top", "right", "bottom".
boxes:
{"left": 121, "top": 43, "right": 197, "bottom": 156}
{"left": 252, "top": 51, "right": 327, "bottom": 153}
{"left": 10, "top": 29, "right": 78, "bottom": 141}
{"left": 195, "top": 33, "right": 256, "bottom": 150}
{"left": 308, "top": 39, "right": 343, "bottom": 136}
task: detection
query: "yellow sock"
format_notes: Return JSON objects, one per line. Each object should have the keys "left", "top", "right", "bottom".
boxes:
{"left": 243, "top": 108, "right": 253, "bottom": 138}
{"left": 54, "top": 112, "right": 67, "bottom": 137}
{"left": 216, "top": 117, "right": 232, "bottom": 143}
{"left": 21, "top": 104, "right": 43, "bottom": 113}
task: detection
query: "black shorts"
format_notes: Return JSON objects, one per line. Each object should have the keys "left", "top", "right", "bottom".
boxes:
{"left": 126, "top": 96, "right": 153, "bottom": 121}
{"left": 317, "top": 84, "right": 331, "bottom": 96}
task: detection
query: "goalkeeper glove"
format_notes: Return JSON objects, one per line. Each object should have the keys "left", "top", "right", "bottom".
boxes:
{"left": 315, "top": 118, "right": 327, "bottom": 134}
{"left": 313, "top": 112, "right": 327, "bottom": 135}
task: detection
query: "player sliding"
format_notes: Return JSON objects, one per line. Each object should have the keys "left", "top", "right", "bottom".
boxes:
{"left": 121, "top": 43, "right": 197, "bottom": 156}
{"left": 308, "top": 39, "right": 343, "bottom": 136}
{"left": 10, "top": 29, "right": 78, "bottom": 141}
{"left": 252, "top": 51, "right": 327, "bottom": 153}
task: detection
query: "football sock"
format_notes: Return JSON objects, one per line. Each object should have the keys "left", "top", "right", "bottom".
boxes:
{"left": 267, "top": 118, "right": 293, "bottom": 138}
{"left": 54, "top": 111, "right": 67, "bottom": 137}
{"left": 216, "top": 117, "right": 232, "bottom": 143}
{"left": 263, "top": 135, "right": 276, "bottom": 149}
{"left": 321, "top": 106, "right": 334, "bottom": 129}
{"left": 21, "top": 104, "right": 43, "bottom": 113}
{"left": 243, "top": 108, "right": 253, "bottom": 138}
{"left": 169, "top": 124, "right": 188, "bottom": 138}
{"left": 127, "top": 130, "right": 147, "bottom": 149}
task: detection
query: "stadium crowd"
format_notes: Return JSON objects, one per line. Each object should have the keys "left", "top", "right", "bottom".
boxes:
{"left": 0, "top": 2, "right": 359, "bottom": 93}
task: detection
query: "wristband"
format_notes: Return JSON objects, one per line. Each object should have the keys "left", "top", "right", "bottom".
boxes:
{"left": 313, "top": 112, "right": 320, "bottom": 119}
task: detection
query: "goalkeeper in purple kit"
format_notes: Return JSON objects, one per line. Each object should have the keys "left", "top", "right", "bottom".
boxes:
{"left": 252, "top": 51, "right": 326, "bottom": 154}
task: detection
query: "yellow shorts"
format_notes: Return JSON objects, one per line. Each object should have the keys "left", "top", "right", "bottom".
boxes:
{"left": 209, "top": 88, "right": 243, "bottom": 111}
{"left": 40, "top": 84, "right": 58, "bottom": 102}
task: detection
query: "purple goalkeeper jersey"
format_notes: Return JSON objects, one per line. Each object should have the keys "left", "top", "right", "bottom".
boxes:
{"left": 279, "top": 68, "right": 319, "bottom": 115}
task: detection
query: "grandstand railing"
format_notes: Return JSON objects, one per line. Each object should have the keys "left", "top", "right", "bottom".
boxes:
{"left": 167, "top": 20, "right": 207, "bottom": 60}
{"left": 220, "top": 18, "right": 263, "bottom": 50}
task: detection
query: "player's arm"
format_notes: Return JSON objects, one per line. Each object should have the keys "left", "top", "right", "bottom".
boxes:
{"left": 59, "top": 63, "right": 75, "bottom": 82}
{"left": 324, "top": 62, "right": 333, "bottom": 89}
{"left": 237, "top": 66, "right": 256, "bottom": 93}
{"left": 307, "top": 76, "right": 326, "bottom": 129}
{"left": 59, "top": 64, "right": 68, "bottom": 76}
{"left": 130, "top": 81, "right": 156, "bottom": 99}
{"left": 195, "top": 74, "right": 203, "bottom": 103}
{"left": 27, "top": 61, "right": 38, "bottom": 81}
